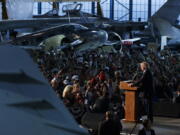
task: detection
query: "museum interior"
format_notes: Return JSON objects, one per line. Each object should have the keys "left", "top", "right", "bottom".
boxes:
{"left": 0, "top": 0, "right": 179, "bottom": 135}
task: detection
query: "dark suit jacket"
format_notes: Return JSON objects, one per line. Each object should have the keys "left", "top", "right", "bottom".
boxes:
{"left": 175, "top": 96, "right": 180, "bottom": 103}
{"left": 138, "top": 128, "right": 156, "bottom": 135}
{"left": 134, "top": 69, "right": 153, "bottom": 99}
{"left": 98, "top": 119, "right": 120, "bottom": 135}
{"left": 93, "top": 96, "right": 110, "bottom": 113}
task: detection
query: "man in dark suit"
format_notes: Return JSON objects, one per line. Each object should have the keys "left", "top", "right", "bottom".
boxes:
{"left": 130, "top": 62, "right": 154, "bottom": 122}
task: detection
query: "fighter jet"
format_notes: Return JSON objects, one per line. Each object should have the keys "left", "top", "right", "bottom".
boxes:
{"left": 2, "top": 23, "right": 124, "bottom": 53}
{"left": 3, "top": 22, "right": 142, "bottom": 54}
{"left": 32, "top": 24, "right": 140, "bottom": 53}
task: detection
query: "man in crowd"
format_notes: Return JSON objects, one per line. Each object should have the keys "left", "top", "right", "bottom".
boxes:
{"left": 98, "top": 111, "right": 121, "bottom": 135}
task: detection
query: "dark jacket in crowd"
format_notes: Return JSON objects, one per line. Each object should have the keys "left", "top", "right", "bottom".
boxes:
{"left": 93, "top": 96, "right": 110, "bottom": 113}
{"left": 98, "top": 119, "right": 120, "bottom": 135}
{"left": 175, "top": 96, "right": 180, "bottom": 103}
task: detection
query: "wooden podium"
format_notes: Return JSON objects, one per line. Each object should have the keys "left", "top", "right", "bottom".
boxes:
{"left": 120, "top": 81, "right": 138, "bottom": 122}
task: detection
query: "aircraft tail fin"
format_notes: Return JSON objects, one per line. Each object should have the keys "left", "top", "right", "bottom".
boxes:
{"left": 151, "top": 0, "right": 180, "bottom": 39}
{"left": 152, "top": 0, "right": 180, "bottom": 25}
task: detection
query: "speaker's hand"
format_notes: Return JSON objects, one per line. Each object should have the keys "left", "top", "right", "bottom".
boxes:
{"left": 128, "top": 83, "right": 134, "bottom": 87}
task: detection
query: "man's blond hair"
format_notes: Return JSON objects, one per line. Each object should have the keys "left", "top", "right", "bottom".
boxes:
{"left": 140, "top": 62, "right": 149, "bottom": 69}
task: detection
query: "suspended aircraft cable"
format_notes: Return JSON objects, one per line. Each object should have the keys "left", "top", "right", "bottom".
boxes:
{"left": 67, "top": 10, "right": 71, "bottom": 23}
{"left": 62, "top": 3, "right": 72, "bottom": 23}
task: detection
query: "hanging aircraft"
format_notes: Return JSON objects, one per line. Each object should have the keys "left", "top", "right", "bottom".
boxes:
{"left": 1, "top": 23, "right": 117, "bottom": 52}
{"left": 2, "top": 22, "right": 141, "bottom": 53}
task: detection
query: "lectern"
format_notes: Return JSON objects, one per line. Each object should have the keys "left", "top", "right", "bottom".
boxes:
{"left": 120, "top": 81, "right": 138, "bottom": 122}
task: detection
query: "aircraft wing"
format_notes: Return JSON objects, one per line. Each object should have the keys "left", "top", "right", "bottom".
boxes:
{"left": 0, "top": 45, "right": 89, "bottom": 135}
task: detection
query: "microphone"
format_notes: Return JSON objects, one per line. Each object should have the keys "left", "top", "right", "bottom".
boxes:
{"left": 132, "top": 72, "right": 138, "bottom": 81}
{"left": 132, "top": 65, "right": 140, "bottom": 81}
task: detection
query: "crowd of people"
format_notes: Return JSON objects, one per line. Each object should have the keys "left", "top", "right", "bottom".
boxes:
{"left": 29, "top": 45, "right": 179, "bottom": 134}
